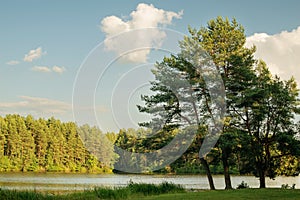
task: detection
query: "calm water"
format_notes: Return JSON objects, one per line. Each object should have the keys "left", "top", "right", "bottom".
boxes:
{"left": 0, "top": 173, "right": 299, "bottom": 191}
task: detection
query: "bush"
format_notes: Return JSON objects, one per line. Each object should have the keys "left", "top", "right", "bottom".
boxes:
{"left": 281, "top": 184, "right": 296, "bottom": 189}
{"left": 237, "top": 181, "right": 249, "bottom": 189}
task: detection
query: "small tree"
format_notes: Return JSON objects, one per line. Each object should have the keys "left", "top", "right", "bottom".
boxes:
{"left": 236, "top": 61, "right": 300, "bottom": 188}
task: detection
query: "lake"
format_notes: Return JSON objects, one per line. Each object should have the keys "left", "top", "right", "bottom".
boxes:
{"left": 0, "top": 173, "right": 299, "bottom": 191}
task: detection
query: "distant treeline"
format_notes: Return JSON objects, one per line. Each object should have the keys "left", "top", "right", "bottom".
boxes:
{"left": 0, "top": 114, "right": 114, "bottom": 173}
{"left": 0, "top": 114, "right": 299, "bottom": 176}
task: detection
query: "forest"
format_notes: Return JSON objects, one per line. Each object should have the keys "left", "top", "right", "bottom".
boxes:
{"left": 0, "top": 114, "right": 115, "bottom": 173}
{"left": 1, "top": 17, "right": 300, "bottom": 190}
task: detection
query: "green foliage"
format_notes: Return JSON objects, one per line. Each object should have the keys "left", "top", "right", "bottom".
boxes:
{"left": 113, "top": 128, "right": 178, "bottom": 172}
{"left": 78, "top": 124, "right": 117, "bottom": 169}
{"left": 137, "top": 16, "right": 258, "bottom": 189}
{"left": 231, "top": 60, "right": 300, "bottom": 187}
{"left": 137, "top": 16, "right": 300, "bottom": 189}
{"left": 0, "top": 156, "right": 11, "bottom": 171}
{"left": 0, "top": 115, "right": 115, "bottom": 173}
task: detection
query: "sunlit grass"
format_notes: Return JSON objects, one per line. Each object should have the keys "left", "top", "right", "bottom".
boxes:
{"left": 0, "top": 182, "right": 185, "bottom": 200}
{"left": 1, "top": 184, "right": 300, "bottom": 200}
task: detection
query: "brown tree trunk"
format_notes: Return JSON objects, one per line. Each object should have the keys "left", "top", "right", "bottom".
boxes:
{"left": 222, "top": 152, "right": 232, "bottom": 189}
{"left": 259, "top": 168, "right": 266, "bottom": 188}
{"left": 200, "top": 158, "right": 215, "bottom": 190}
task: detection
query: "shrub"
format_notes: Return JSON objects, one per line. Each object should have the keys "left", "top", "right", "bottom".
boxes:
{"left": 237, "top": 181, "right": 249, "bottom": 189}
{"left": 281, "top": 184, "right": 296, "bottom": 189}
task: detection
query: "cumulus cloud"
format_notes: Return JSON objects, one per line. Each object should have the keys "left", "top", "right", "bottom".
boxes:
{"left": 52, "top": 65, "right": 66, "bottom": 74}
{"left": 100, "top": 3, "right": 183, "bottom": 63}
{"left": 0, "top": 96, "right": 71, "bottom": 117}
{"left": 24, "top": 47, "right": 46, "bottom": 62}
{"left": 31, "top": 65, "right": 66, "bottom": 74}
{"left": 32, "top": 66, "right": 52, "bottom": 73}
{"left": 6, "top": 60, "right": 20, "bottom": 65}
{"left": 246, "top": 27, "right": 300, "bottom": 83}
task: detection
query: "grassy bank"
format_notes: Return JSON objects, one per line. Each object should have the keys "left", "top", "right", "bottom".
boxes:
{"left": 0, "top": 182, "right": 185, "bottom": 200}
{"left": 1, "top": 183, "right": 300, "bottom": 200}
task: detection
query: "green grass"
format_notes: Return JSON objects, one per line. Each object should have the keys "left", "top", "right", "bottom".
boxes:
{"left": 139, "top": 189, "right": 300, "bottom": 200}
{"left": 0, "top": 189, "right": 54, "bottom": 200}
{"left": 1, "top": 185, "right": 300, "bottom": 200}
{"left": 0, "top": 182, "right": 185, "bottom": 200}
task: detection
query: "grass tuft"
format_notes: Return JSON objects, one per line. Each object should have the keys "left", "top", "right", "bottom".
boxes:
{"left": 93, "top": 187, "right": 131, "bottom": 199}
{"left": 128, "top": 181, "right": 185, "bottom": 196}
{"left": 92, "top": 181, "right": 185, "bottom": 199}
{"left": 0, "top": 188, "right": 54, "bottom": 200}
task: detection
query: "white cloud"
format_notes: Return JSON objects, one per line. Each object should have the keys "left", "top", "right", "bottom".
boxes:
{"left": 246, "top": 27, "right": 300, "bottom": 83}
{"left": 31, "top": 65, "right": 66, "bottom": 74}
{"left": 24, "top": 47, "right": 46, "bottom": 62}
{"left": 6, "top": 60, "right": 20, "bottom": 65}
{"left": 52, "top": 65, "right": 66, "bottom": 74}
{"left": 32, "top": 66, "right": 52, "bottom": 73}
{"left": 100, "top": 3, "right": 183, "bottom": 63}
{"left": 0, "top": 96, "right": 71, "bottom": 118}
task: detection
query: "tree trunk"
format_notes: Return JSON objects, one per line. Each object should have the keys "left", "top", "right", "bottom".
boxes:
{"left": 259, "top": 173, "right": 266, "bottom": 188}
{"left": 222, "top": 152, "right": 232, "bottom": 189}
{"left": 258, "top": 167, "right": 266, "bottom": 188}
{"left": 200, "top": 158, "right": 215, "bottom": 190}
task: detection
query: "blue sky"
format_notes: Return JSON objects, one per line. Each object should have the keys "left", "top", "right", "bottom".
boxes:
{"left": 1, "top": 0, "right": 300, "bottom": 132}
